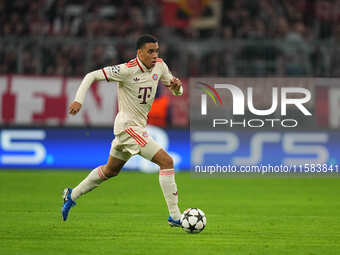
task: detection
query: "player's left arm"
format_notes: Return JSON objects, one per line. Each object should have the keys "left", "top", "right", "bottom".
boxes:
{"left": 167, "top": 77, "right": 183, "bottom": 96}
{"left": 160, "top": 61, "right": 183, "bottom": 96}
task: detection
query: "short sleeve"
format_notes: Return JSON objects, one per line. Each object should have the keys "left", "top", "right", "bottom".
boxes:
{"left": 160, "top": 61, "right": 174, "bottom": 86}
{"left": 101, "top": 64, "right": 128, "bottom": 82}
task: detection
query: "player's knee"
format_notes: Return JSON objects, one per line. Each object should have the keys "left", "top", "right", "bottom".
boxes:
{"left": 160, "top": 156, "right": 174, "bottom": 169}
{"left": 103, "top": 165, "right": 120, "bottom": 178}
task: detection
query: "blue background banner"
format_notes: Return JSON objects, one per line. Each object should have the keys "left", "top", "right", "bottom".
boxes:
{"left": 2, "top": 128, "right": 340, "bottom": 172}
{"left": 0, "top": 127, "right": 190, "bottom": 171}
{"left": 191, "top": 131, "right": 339, "bottom": 167}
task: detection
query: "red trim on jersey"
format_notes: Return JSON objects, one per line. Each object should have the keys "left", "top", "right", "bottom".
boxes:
{"left": 125, "top": 128, "right": 147, "bottom": 146}
{"left": 101, "top": 68, "right": 109, "bottom": 82}
{"left": 126, "top": 59, "right": 137, "bottom": 68}
{"left": 156, "top": 58, "right": 163, "bottom": 62}
{"left": 126, "top": 62, "right": 137, "bottom": 67}
{"left": 135, "top": 57, "right": 144, "bottom": 73}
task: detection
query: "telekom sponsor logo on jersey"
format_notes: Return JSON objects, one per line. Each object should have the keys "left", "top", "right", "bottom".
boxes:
{"left": 199, "top": 82, "right": 312, "bottom": 128}
{"left": 138, "top": 87, "right": 152, "bottom": 104}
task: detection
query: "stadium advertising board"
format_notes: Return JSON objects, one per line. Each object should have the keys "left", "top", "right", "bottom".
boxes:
{"left": 0, "top": 126, "right": 190, "bottom": 171}
{"left": 0, "top": 75, "right": 189, "bottom": 128}
{"left": 1, "top": 127, "right": 340, "bottom": 174}
{"left": 0, "top": 75, "right": 117, "bottom": 126}
{"left": 1, "top": 76, "right": 340, "bottom": 173}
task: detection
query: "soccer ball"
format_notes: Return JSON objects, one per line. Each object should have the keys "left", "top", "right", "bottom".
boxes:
{"left": 180, "top": 208, "right": 207, "bottom": 233}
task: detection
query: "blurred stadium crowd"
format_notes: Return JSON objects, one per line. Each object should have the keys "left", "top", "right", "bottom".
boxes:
{"left": 1, "top": 0, "right": 340, "bottom": 77}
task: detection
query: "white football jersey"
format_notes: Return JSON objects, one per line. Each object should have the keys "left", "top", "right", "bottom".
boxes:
{"left": 102, "top": 56, "right": 174, "bottom": 135}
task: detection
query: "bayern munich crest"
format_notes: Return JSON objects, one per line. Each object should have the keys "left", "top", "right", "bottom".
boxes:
{"left": 152, "top": 74, "right": 158, "bottom": 81}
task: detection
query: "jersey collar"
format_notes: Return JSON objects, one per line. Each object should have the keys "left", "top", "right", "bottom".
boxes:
{"left": 136, "top": 55, "right": 152, "bottom": 73}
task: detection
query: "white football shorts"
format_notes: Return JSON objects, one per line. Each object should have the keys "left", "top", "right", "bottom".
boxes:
{"left": 110, "top": 126, "right": 162, "bottom": 161}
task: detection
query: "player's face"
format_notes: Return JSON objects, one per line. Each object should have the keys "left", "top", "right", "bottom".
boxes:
{"left": 138, "top": 42, "right": 159, "bottom": 69}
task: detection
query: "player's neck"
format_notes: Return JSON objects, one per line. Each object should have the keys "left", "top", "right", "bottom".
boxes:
{"left": 137, "top": 54, "right": 152, "bottom": 70}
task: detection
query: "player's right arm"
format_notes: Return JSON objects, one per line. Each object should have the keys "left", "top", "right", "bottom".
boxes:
{"left": 69, "top": 64, "right": 128, "bottom": 115}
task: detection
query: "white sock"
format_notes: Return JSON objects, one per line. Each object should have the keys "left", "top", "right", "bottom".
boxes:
{"left": 159, "top": 168, "right": 181, "bottom": 220}
{"left": 71, "top": 165, "right": 108, "bottom": 201}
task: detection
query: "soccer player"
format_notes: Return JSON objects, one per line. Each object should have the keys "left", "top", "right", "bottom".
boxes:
{"left": 62, "top": 34, "right": 183, "bottom": 227}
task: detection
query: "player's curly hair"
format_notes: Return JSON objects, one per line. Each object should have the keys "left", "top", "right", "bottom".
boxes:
{"left": 136, "top": 34, "right": 158, "bottom": 49}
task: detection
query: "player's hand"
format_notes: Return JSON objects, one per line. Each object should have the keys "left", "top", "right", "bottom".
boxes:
{"left": 169, "top": 77, "right": 182, "bottom": 92}
{"left": 69, "top": 101, "right": 82, "bottom": 115}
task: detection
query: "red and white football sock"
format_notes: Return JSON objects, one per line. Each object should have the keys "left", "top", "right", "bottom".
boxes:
{"left": 159, "top": 168, "right": 181, "bottom": 221}
{"left": 71, "top": 165, "right": 108, "bottom": 201}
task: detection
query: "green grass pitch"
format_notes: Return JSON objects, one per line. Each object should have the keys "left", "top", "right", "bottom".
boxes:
{"left": 0, "top": 170, "right": 340, "bottom": 255}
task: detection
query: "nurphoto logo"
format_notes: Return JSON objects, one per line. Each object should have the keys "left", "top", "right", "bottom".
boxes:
{"left": 200, "top": 83, "right": 312, "bottom": 128}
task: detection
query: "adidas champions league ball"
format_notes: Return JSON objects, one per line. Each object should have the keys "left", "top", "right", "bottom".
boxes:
{"left": 180, "top": 208, "right": 207, "bottom": 233}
